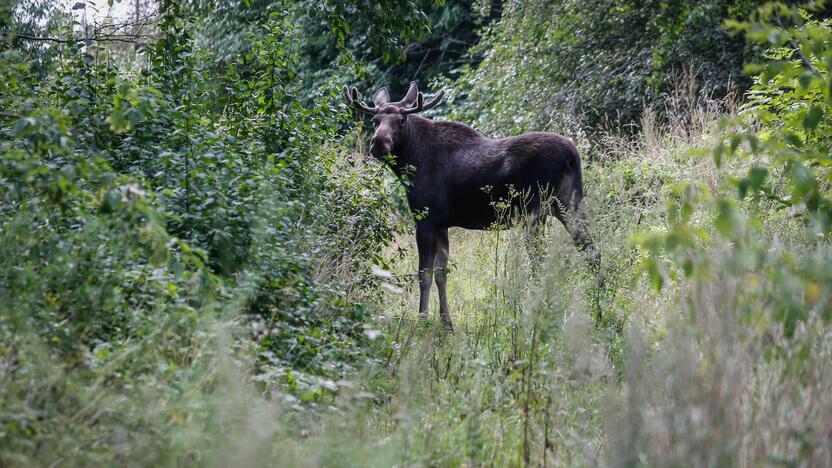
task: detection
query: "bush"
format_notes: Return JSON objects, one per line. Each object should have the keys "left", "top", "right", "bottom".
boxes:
{"left": 0, "top": 3, "right": 405, "bottom": 464}
{"left": 447, "top": 0, "right": 813, "bottom": 135}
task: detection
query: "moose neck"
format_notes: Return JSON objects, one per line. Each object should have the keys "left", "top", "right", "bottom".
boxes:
{"left": 386, "top": 116, "right": 425, "bottom": 180}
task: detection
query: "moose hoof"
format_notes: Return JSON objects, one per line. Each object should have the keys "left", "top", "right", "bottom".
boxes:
{"left": 441, "top": 317, "right": 454, "bottom": 332}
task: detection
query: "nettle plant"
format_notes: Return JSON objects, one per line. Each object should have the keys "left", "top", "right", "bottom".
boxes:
{"left": 732, "top": 14, "right": 832, "bottom": 233}
{"left": 636, "top": 4, "right": 832, "bottom": 337}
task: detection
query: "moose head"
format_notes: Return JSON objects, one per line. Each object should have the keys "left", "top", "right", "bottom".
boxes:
{"left": 343, "top": 82, "right": 444, "bottom": 158}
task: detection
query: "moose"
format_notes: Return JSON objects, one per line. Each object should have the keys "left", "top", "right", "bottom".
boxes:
{"left": 344, "top": 82, "right": 598, "bottom": 329}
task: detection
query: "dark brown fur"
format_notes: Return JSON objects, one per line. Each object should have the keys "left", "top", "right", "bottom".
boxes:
{"left": 347, "top": 83, "right": 597, "bottom": 329}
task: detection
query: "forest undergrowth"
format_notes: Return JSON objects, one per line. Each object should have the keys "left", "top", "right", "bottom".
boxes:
{"left": 2, "top": 1, "right": 832, "bottom": 466}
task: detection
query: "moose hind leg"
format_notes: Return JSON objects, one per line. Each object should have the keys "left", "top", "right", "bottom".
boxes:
{"left": 433, "top": 228, "right": 453, "bottom": 329}
{"left": 523, "top": 212, "right": 547, "bottom": 274}
{"left": 554, "top": 177, "right": 600, "bottom": 273}
{"left": 416, "top": 223, "right": 438, "bottom": 317}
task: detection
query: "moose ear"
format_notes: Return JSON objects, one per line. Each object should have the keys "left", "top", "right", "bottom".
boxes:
{"left": 373, "top": 87, "right": 390, "bottom": 106}
{"left": 400, "top": 82, "right": 419, "bottom": 107}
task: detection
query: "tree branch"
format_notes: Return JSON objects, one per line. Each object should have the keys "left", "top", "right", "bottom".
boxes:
{"left": 773, "top": 17, "right": 823, "bottom": 77}
{"left": 0, "top": 31, "right": 152, "bottom": 46}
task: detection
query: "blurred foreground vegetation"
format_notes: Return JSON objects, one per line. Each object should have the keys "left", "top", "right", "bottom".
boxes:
{"left": 1, "top": 0, "right": 832, "bottom": 465}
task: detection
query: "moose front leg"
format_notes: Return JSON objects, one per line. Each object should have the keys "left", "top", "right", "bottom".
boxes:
{"left": 433, "top": 227, "right": 452, "bottom": 329}
{"left": 416, "top": 223, "right": 437, "bottom": 317}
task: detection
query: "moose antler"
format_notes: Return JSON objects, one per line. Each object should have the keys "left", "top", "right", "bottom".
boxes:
{"left": 343, "top": 85, "right": 378, "bottom": 114}
{"left": 402, "top": 90, "right": 445, "bottom": 115}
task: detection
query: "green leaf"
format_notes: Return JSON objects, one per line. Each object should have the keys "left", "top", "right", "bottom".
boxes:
{"left": 784, "top": 132, "right": 803, "bottom": 148}
{"left": 643, "top": 257, "right": 664, "bottom": 291}
{"left": 729, "top": 134, "right": 742, "bottom": 156}
{"left": 99, "top": 190, "right": 120, "bottom": 213}
{"left": 682, "top": 259, "right": 694, "bottom": 277}
{"left": 715, "top": 200, "right": 738, "bottom": 238}
{"left": 713, "top": 141, "right": 724, "bottom": 168}
{"left": 791, "top": 162, "right": 817, "bottom": 196}
{"left": 803, "top": 105, "right": 824, "bottom": 131}
{"left": 748, "top": 167, "right": 768, "bottom": 191}
{"left": 798, "top": 71, "right": 814, "bottom": 89}
{"left": 108, "top": 109, "right": 129, "bottom": 133}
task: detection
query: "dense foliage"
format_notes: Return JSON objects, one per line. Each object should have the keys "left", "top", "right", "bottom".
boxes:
{"left": 450, "top": 0, "right": 826, "bottom": 134}
{"left": 638, "top": 10, "right": 832, "bottom": 336}
{"left": 1, "top": 0, "right": 831, "bottom": 465}
{"left": 1, "top": 1, "right": 407, "bottom": 459}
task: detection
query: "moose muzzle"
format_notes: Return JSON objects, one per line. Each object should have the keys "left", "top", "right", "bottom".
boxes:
{"left": 370, "top": 134, "right": 393, "bottom": 158}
